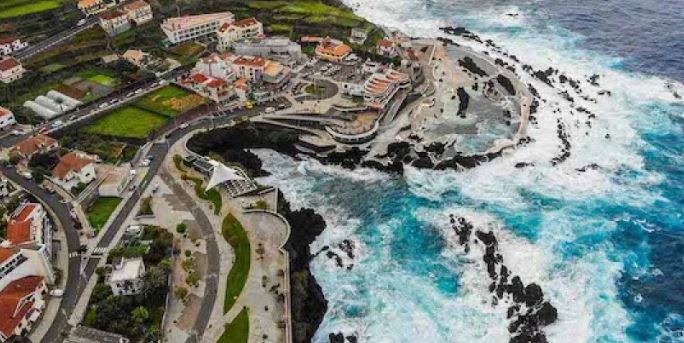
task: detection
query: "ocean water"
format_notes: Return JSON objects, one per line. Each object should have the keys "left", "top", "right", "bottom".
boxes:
{"left": 257, "top": 1, "right": 684, "bottom": 342}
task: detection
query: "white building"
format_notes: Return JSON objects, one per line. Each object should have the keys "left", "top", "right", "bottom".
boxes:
{"left": 342, "top": 68, "right": 410, "bottom": 110}
{"left": 161, "top": 12, "right": 234, "bottom": 44}
{"left": 0, "top": 276, "right": 47, "bottom": 342}
{"left": 232, "top": 37, "right": 302, "bottom": 61}
{"left": 98, "top": 164, "right": 134, "bottom": 198}
{"left": 376, "top": 39, "right": 398, "bottom": 58}
{"left": 193, "top": 53, "right": 237, "bottom": 81}
{"left": 0, "top": 247, "right": 54, "bottom": 293}
{"left": 51, "top": 151, "right": 97, "bottom": 191}
{"left": 108, "top": 258, "right": 145, "bottom": 296}
{"left": 98, "top": 10, "right": 131, "bottom": 37}
{"left": 0, "top": 37, "right": 28, "bottom": 56}
{"left": 0, "top": 107, "right": 16, "bottom": 131}
{"left": 216, "top": 17, "right": 263, "bottom": 51}
{"left": 122, "top": 0, "right": 153, "bottom": 25}
{"left": 77, "top": 0, "right": 105, "bottom": 15}
{"left": 349, "top": 28, "right": 368, "bottom": 45}
{"left": 0, "top": 57, "right": 24, "bottom": 84}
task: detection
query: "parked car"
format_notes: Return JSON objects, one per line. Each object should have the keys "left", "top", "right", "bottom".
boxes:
{"left": 77, "top": 19, "right": 86, "bottom": 26}
{"left": 51, "top": 120, "right": 64, "bottom": 128}
{"left": 10, "top": 129, "right": 22, "bottom": 136}
{"left": 19, "top": 171, "right": 32, "bottom": 179}
{"left": 179, "top": 123, "right": 189, "bottom": 129}
{"left": 265, "top": 107, "right": 275, "bottom": 114}
{"left": 49, "top": 289, "right": 64, "bottom": 297}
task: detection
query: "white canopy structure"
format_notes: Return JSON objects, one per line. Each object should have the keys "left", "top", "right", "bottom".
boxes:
{"left": 205, "top": 160, "right": 247, "bottom": 191}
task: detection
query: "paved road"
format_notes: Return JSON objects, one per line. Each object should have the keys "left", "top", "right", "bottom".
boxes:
{"left": 0, "top": 166, "right": 83, "bottom": 343}
{"left": 15, "top": 17, "right": 98, "bottom": 61}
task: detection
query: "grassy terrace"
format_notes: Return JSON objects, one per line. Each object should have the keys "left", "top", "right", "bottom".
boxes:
{"left": 0, "top": 0, "right": 63, "bottom": 19}
{"left": 218, "top": 307, "right": 249, "bottom": 343}
{"left": 135, "top": 85, "right": 205, "bottom": 117}
{"left": 222, "top": 214, "right": 251, "bottom": 314}
{"left": 86, "top": 197, "right": 122, "bottom": 234}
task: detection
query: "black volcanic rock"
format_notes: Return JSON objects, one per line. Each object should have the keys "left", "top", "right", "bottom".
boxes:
{"left": 458, "top": 57, "right": 488, "bottom": 77}
{"left": 497, "top": 74, "right": 516, "bottom": 95}
{"left": 456, "top": 87, "right": 470, "bottom": 117}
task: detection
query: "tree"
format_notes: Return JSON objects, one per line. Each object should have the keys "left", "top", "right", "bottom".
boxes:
{"left": 131, "top": 306, "right": 149, "bottom": 324}
{"left": 143, "top": 266, "right": 169, "bottom": 300}
{"left": 176, "top": 222, "right": 187, "bottom": 234}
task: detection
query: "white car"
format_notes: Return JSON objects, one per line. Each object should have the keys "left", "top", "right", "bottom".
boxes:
{"left": 140, "top": 158, "right": 151, "bottom": 167}
{"left": 179, "top": 123, "right": 189, "bottom": 129}
{"left": 51, "top": 120, "right": 64, "bottom": 128}
{"left": 10, "top": 129, "right": 23, "bottom": 136}
{"left": 77, "top": 19, "right": 86, "bottom": 26}
{"left": 50, "top": 289, "right": 64, "bottom": 297}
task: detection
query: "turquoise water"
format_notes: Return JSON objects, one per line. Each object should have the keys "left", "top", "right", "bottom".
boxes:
{"left": 256, "top": 1, "right": 684, "bottom": 341}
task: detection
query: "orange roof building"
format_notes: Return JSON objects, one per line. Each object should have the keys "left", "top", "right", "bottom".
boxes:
{"left": 6, "top": 203, "right": 43, "bottom": 246}
{"left": 315, "top": 37, "right": 352, "bottom": 62}
{"left": 10, "top": 134, "right": 58, "bottom": 159}
{"left": 52, "top": 151, "right": 96, "bottom": 183}
{"left": 0, "top": 276, "right": 46, "bottom": 341}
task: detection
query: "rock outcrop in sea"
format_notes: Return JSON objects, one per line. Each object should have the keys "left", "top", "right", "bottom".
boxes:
{"left": 450, "top": 215, "right": 558, "bottom": 343}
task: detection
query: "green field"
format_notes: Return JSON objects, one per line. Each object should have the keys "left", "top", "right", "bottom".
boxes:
{"left": 222, "top": 214, "right": 251, "bottom": 314}
{"left": 0, "top": 0, "right": 62, "bottom": 19}
{"left": 248, "top": 1, "right": 362, "bottom": 22}
{"left": 88, "top": 74, "right": 118, "bottom": 88}
{"left": 134, "top": 85, "right": 203, "bottom": 117}
{"left": 87, "top": 197, "right": 122, "bottom": 233}
{"left": 85, "top": 107, "right": 168, "bottom": 138}
{"left": 218, "top": 307, "right": 249, "bottom": 343}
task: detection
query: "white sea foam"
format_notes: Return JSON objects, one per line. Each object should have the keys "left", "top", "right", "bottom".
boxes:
{"left": 251, "top": 1, "right": 683, "bottom": 341}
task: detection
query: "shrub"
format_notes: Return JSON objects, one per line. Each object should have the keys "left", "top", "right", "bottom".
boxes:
{"left": 176, "top": 222, "right": 187, "bottom": 234}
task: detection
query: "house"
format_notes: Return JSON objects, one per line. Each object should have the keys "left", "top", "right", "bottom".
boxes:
{"left": 0, "top": 177, "right": 12, "bottom": 198}
{"left": 193, "top": 53, "right": 237, "bottom": 81}
{"left": 0, "top": 58, "right": 24, "bottom": 84}
{"left": 10, "top": 134, "right": 58, "bottom": 160}
{"left": 51, "top": 151, "right": 97, "bottom": 190}
{"left": 216, "top": 17, "right": 263, "bottom": 51}
{"left": 232, "top": 55, "right": 266, "bottom": 83}
{"left": 0, "top": 107, "right": 16, "bottom": 131}
{"left": 121, "top": 49, "right": 148, "bottom": 67}
{"left": 66, "top": 326, "right": 130, "bottom": 343}
{"left": 349, "top": 28, "right": 368, "bottom": 44}
{"left": 0, "top": 246, "right": 54, "bottom": 293}
{"left": 98, "top": 10, "right": 131, "bottom": 37}
{"left": 376, "top": 39, "right": 398, "bottom": 58}
{"left": 233, "top": 37, "right": 302, "bottom": 61}
{"left": 97, "top": 164, "right": 134, "bottom": 198}
{"left": 77, "top": 0, "right": 105, "bottom": 15}
{"left": 315, "top": 37, "right": 351, "bottom": 63}
{"left": 0, "top": 37, "right": 27, "bottom": 56}
{"left": 108, "top": 258, "right": 145, "bottom": 296}
{"left": 122, "top": 0, "right": 153, "bottom": 25}
{"left": 180, "top": 73, "right": 234, "bottom": 103}
{"left": 0, "top": 276, "right": 47, "bottom": 342}
{"left": 161, "top": 12, "right": 234, "bottom": 44}
{"left": 6, "top": 204, "right": 46, "bottom": 247}
{"left": 262, "top": 61, "right": 290, "bottom": 86}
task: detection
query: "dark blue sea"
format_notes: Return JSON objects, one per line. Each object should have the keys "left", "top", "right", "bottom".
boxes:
{"left": 259, "top": 1, "right": 684, "bottom": 341}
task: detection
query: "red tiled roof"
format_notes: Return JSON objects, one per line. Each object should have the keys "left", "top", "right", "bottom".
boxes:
{"left": 0, "top": 37, "right": 18, "bottom": 45}
{"left": 0, "top": 276, "right": 44, "bottom": 337}
{"left": 11, "top": 134, "right": 57, "bottom": 157}
{"left": 234, "top": 17, "right": 259, "bottom": 27}
{"left": 206, "top": 78, "right": 227, "bottom": 88}
{"left": 52, "top": 151, "right": 95, "bottom": 180}
{"left": 123, "top": 0, "right": 149, "bottom": 11}
{"left": 0, "top": 58, "right": 20, "bottom": 72}
{"left": 7, "top": 220, "right": 31, "bottom": 245}
{"left": 233, "top": 56, "right": 265, "bottom": 67}
{"left": 14, "top": 204, "right": 38, "bottom": 222}
{"left": 377, "top": 39, "right": 393, "bottom": 48}
{"left": 0, "top": 248, "right": 18, "bottom": 265}
{"left": 0, "top": 106, "right": 12, "bottom": 119}
{"left": 100, "top": 9, "right": 126, "bottom": 20}
{"left": 191, "top": 73, "right": 208, "bottom": 83}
